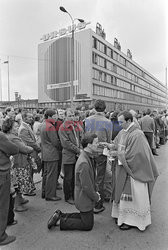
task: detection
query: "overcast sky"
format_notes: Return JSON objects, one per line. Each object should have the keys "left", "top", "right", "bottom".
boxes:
{"left": 0, "top": 0, "right": 167, "bottom": 101}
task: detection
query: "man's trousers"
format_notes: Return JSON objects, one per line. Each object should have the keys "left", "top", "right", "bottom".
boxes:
{"left": 42, "top": 161, "right": 58, "bottom": 199}
{"left": 94, "top": 155, "right": 107, "bottom": 209}
{"left": 60, "top": 210, "right": 94, "bottom": 231}
{"left": 0, "top": 171, "right": 10, "bottom": 242}
{"left": 144, "top": 132, "right": 153, "bottom": 149}
{"left": 7, "top": 194, "right": 15, "bottom": 225}
{"left": 63, "top": 164, "right": 75, "bottom": 201}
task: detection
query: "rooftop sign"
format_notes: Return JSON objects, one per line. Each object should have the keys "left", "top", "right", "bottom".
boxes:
{"left": 40, "top": 21, "right": 90, "bottom": 42}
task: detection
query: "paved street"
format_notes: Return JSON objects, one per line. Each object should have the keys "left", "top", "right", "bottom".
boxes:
{"left": 1, "top": 143, "right": 168, "bottom": 250}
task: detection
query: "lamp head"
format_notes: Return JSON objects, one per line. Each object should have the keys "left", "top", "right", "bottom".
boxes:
{"left": 60, "top": 6, "right": 67, "bottom": 13}
{"left": 78, "top": 19, "right": 84, "bottom": 23}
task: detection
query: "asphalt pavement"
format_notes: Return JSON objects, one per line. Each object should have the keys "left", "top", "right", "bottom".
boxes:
{"left": 1, "top": 142, "right": 168, "bottom": 250}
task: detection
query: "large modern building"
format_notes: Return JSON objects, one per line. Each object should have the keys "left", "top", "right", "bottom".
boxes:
{"left": 38, "top": 23, "right": 167, "bottom": 111}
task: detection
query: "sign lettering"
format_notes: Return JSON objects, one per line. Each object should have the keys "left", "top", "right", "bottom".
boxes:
{"left": 40, "top": 21, "right": 90, "bottom": 41}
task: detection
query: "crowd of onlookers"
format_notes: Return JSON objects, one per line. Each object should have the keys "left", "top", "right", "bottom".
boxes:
{"left": 1, "top": 105, "right": 167, "bottom": 155}
{"left": 0, "top": 103, "right": 168, "bottom": 245}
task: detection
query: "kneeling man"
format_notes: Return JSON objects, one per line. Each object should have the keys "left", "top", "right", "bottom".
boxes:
{"left": 47, "top": 133, "right": 100, "bottom": 231}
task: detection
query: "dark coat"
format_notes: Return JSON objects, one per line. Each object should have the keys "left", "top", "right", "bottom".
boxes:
{"left": 40, "top": 120, "right": 60, "bottom": 161}
{"left": 0, "top": 132, "right": 19, "bottom": 172}
{"left": 85, "top": 113, "right": 112, "bottom": 155}
{"left": 7, "top": 133, "right": 33, "bottom": 169}
{"left": 75, "top": 151, "right": 99, "bottom": 212}
{"left": 58, "top": 122, "right": 81, "bottom": 164}
{"left": 111, "top": 120, "right": 122, "bottom": 140}
{"left": 18, "top": 122, "right": 41, "bottom": 160}
{"left": 139, "top": 115, "right": 155, "bottom": 133}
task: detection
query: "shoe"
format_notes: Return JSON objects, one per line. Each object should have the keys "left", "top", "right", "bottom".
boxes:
{"left": 24, "top": 192, "right": 36, "bottom": 196}
{"left": 46, "top": 196, "right": 61, "bottom": 201}
{"left": 152, "top": 149, "right": 158, "bottom": 156}
{"left": 47, "top": 209, "right": 62, "bottom": 229}
{"left": 114, "top": 218, "right": 118, "bottom": 225}
{"left": 20, "top": 198, "right": 29, "bottom": 205}
{"left": 93, "top": 206, "right": 105, "bottom": 214}
{"left": 0, "top": 235, "right": 16, "bottom": 246}
{"left": 41, "top": 193, "right": 45, "bottom": 199}
{"left": 15, "top": 206, "right": 28, "bottom": 212}
{"left": 119, "top": 224, "right": 133, "bottom": 230}
{"left": 65, "top": 199, "right": 75, "bottom": 205}
{"left": 104, "top": 197, "right": 110, "bottom": 202}
{"left": 8, "top": 220, "right": 18, "bottom": 226}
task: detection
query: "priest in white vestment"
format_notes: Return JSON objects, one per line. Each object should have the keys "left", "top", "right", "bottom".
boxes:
{"left": 102, "top": 110, "right": 159, "bottom": 231}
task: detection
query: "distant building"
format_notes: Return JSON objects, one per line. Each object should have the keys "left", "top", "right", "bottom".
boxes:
{"left": 0, "top": 99, "right": 39, "bottom": 112}
{"left": 38, "top": 25, "right": 167, "bottom": 111}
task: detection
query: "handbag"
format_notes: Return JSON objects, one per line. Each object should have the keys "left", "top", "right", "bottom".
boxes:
{"left": 34, "top": 155, "right": 42, "bottom": 173}
{"left": 27, "top": 155, "right": 38, "bottom": 173}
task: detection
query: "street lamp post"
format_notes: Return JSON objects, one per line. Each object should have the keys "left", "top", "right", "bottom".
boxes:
{"left": 3, "top": 56, "right": 10, "bottom": 101}
{"left": 0, "top": 59, "right": 2, "bottom": 101}
{"left": 59, "top": 6, "right": 84, "bottom": 108}
{"left": 166, "top": 67, "right": 168, "bottom": 110}
{"left": 71, "top": 18, "right": 75, "bottom": 108}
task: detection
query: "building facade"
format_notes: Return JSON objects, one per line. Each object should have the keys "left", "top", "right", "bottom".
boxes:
{"left": 38, "top": 25, "right": 167, "bottom": 111}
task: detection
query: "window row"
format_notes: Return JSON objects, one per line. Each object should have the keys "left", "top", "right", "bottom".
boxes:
{"left": 126, "top": 61, "right": 142, "bottom": 76}
{"left": 150, "top": 84, "right": 165, "bottom": 97}
{"left": 93, "top": 37, "right": 126, "bottom": 66}
{"left": 93, "top": 37, "right": 142, "bottom": 75}
{"left": 93, "top": 54, "right": 146, "bottom": 86}
{"left": 93, "top": 69, "right": 134, "bottom": 91}
{"left": 93, "top": 84, "right": 123, "bottom": 98}
{"left": 138, "top": 78, "right": 149, "bottom": 89}
{"left": 93, "top": 84, "right": 162, "bottom": 106}
{"left": 92, "top": 69, "right": 167, "bottom": 101}
{"left": 92, "top": 37, "right": 165, "bottom": 89}
{"left": 134, "top": 86, "right": 150, "bottom": 96}
{"left": 92, "top": 53, "right": 166, "bottom": 97}
{"left": 116, "top": 79, "right": 131, "bottom": 90}
{"left": 92, "top": 69, "right": 114, "bottom": 84}
{"left": 144, "top": 73, "right": 165, "bottom": 89}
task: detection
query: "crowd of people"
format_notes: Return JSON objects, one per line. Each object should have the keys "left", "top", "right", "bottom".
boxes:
{"left": 0, "top": 101, "right": 168, "bottom": 246}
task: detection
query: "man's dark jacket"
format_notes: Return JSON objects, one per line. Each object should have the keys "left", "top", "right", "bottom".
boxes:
{"left": 75, "top": 151, "right": 99, "bottom": 212}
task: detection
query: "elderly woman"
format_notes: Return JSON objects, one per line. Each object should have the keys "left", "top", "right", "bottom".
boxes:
{"left": 2, "top": 118, "right": 34, "bottom": 212}
{"left": 33, "top": 114, "right": 42, "bottom": 146}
